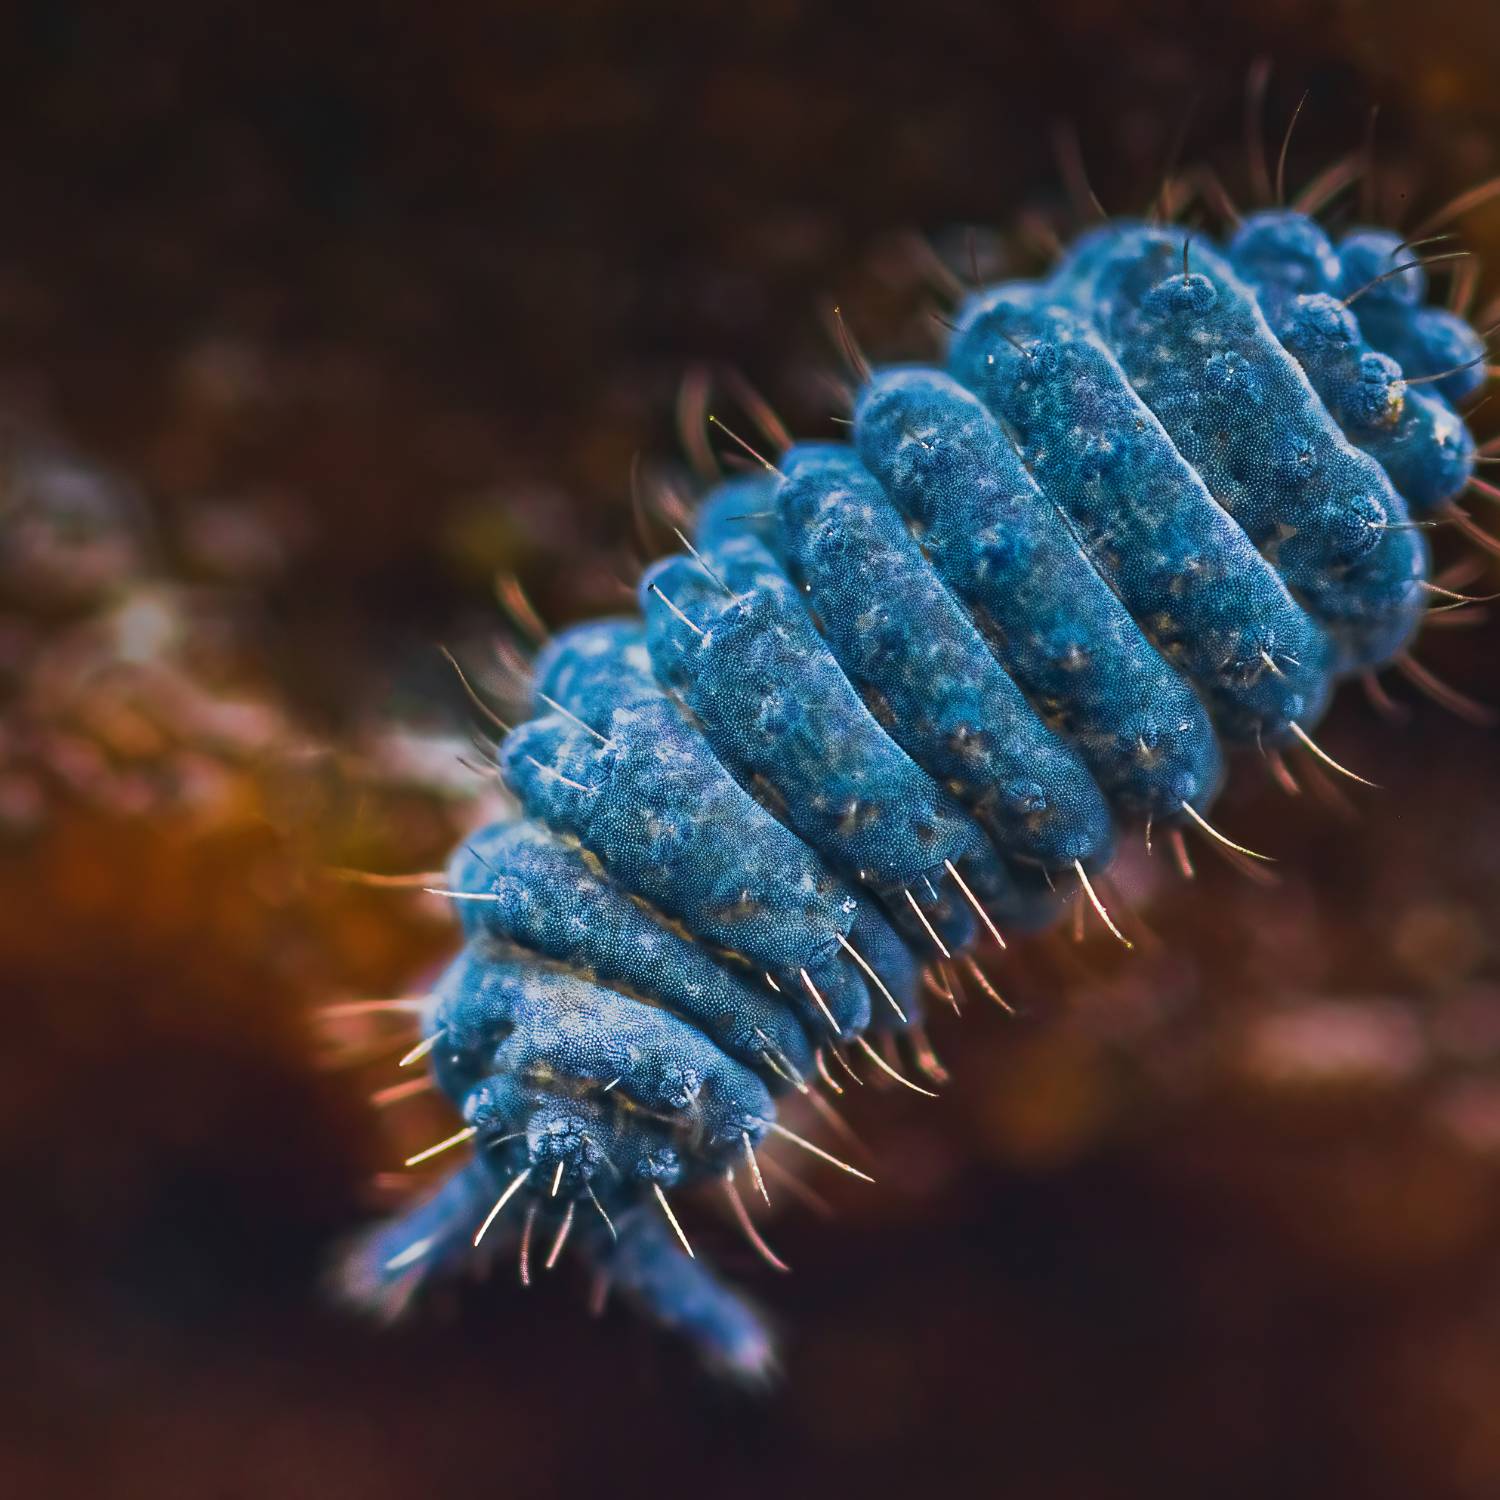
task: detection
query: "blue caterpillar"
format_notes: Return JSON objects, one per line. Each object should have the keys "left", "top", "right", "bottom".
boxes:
{"left": 340, "top": 208, "right": 1487, "bottom": 1378}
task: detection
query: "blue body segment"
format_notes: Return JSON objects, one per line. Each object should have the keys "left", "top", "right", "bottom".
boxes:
{"left": 433, "top": 950, "right": 775, "bottom": 1155}
{"left": 531, "top": 614, "right": 661, "bottom": 711}
{"left": 524, "top": 617, "right": 876, "bottom": 1036}
{"left": 1337, "top": 228, "right": 1427, "bottom": 313}
{"left": 854, "top": 367, "right": 1223, "bottom": 820}
{"left": 949, "top": 291, "right": 1334, "bottom": 746}
{"left": 1355, "top": 313, "right": 1486, "bottom": 411}
{"left": 1268, "top": 292, "right": 1475, "bottom": 515}
{"left": 499, "top": 665, "right": 871, "bottom": 1038}
{"left": 446, "top": 819, "right": 819, "bottom": 1080}
{"left": 696, "top": 478, "right": 1062, "bottom": 945}
{"left": 641, "top": 535, "right": 986, "bottom": 894}
{"left": 770, "top": 443, "right": 1115, "bottom": 871}
{"left": 641, "top": 533, "right": 988, "bottom": 951}
{"left": 1337, "top": 226, "right": 1486, "bottom": 405}
{"left": 1229, "top": 213, "right": 1476, "bottom": 513}
{"left": 1050, "top": 225, "right": 1428, "bottom": 669}
{"left": 498, "top": 708, "right": 851, "bottom": 1007}
{"left": 423, "top": 954, "right": 762, "bottom": 1212}
{"left": 1227, "top": 209, "right": 1344, "bottom": 299}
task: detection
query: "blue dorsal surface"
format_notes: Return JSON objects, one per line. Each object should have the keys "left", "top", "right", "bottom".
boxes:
{"left": 770, "top": 442, "right": 1115, "bottom": 874}
{"left": 1338, "top": 228, "right": 1488, "bottom": 399}
{"left": 641, "top": 530, "right": 990, "bottom": 953}
{"left": 1048, "top": 225, "right": 1429, "bottom": 670}
{"left": 433, "top": 950, "right": 775, "bottom": 1157}
{"left": 344, "top": 186, "right": 1491, "bottom": 1373}
{"left": 1229, "top": 211, "right": 1476, "bottom": 513}
{"left": 854, "top": 367, "right": 1224, "bottom": 822}
{"left": 1337, "top": 227, "right": 1488, "bottom": 405}
{"left": 503, "top": 621, "right": 873, "bottom": 1038}
{"left": 948, "top": 288, "right": 1334, "bottom": 747}
{"left": 446, "top": 819, "right": 819, "bottom": 1080}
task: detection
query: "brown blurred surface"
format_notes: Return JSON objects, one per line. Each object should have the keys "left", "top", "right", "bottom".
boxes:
{"left": 5, "top": 3, "right": 1500, "bottom": 1497}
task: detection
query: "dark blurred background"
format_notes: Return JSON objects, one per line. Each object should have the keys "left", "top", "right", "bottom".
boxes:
{"left": 5, "top": 2, "right": 1500, "bottom": 1496}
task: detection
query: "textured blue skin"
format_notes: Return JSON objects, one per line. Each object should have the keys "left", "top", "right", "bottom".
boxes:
{"left": 1271, "top": 294, "right": 1474, "bottom": 515}
{"left": 771, "top": 443, "right": 1114, "bottom": 872}
{"left": 1338, "top": 228, "right": 1427, "bottom": 312}
{"left": 1337, "top": 228, "right": 1486, "bottom": 404}
{"left": 696, "top": 473, "right": 781, "bottom": 552}
{"left": 697, "top": 467, "right": 1078, "bottom": 934}
{"left": 641, "top": 533, "right": 987, "bottom": 952}
{"left": 344, "top": 208, "right": 1484, "bottom": 1372}
{"left": 1050, "top": 225, "right": 1429, "bottom": 669}
{"left": 499, "top": 660, "right": 872, "bottom": 1038}
{"left": 949, "top": 291, "right": 1334, "bottom": 747}
{"left": 845, "top": 899, "right": 925, "bottom": 1029}
{"left": 521, "top": 617, "right": 876, "bottom": 1037}
{"left": 1376, "top": 304, "right": 1487, "bottom": 406}
{"left": 446, "top": 819, "right": 819, "bottom": 1079}
{"left": 1230, "top": 209, "right": 1345, "bottom": 297}
{"left": 855, "top": 367, "right": 1224, "bottom": 819}
{"left": 1229, "top": 213, "right": 1476, "bottom": 513}
{"left": 432, "top": 949, "right": 774, "bottom": 1160}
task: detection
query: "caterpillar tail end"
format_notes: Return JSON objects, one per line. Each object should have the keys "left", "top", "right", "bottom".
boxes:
{"left": 332, "top": 1164, "right": 779, "bottom": 1384}
{"left": 331, "top": 1161, "right": 499, "bottom": 1324}
{"left": 597, "top": 1207, "right": 781, "bottom": 1387}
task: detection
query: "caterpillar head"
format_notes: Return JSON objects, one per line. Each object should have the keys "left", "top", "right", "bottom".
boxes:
{"left": 524, "top": 1101, "right": 615, "bottom": 1192}
{"left": 469, "top": 1088, "right": 688, "bottom": 1201}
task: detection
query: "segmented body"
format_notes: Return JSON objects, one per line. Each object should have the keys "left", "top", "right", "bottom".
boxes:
{"left": 343, "top": 209, "right": 1485, "bottom": 1377}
